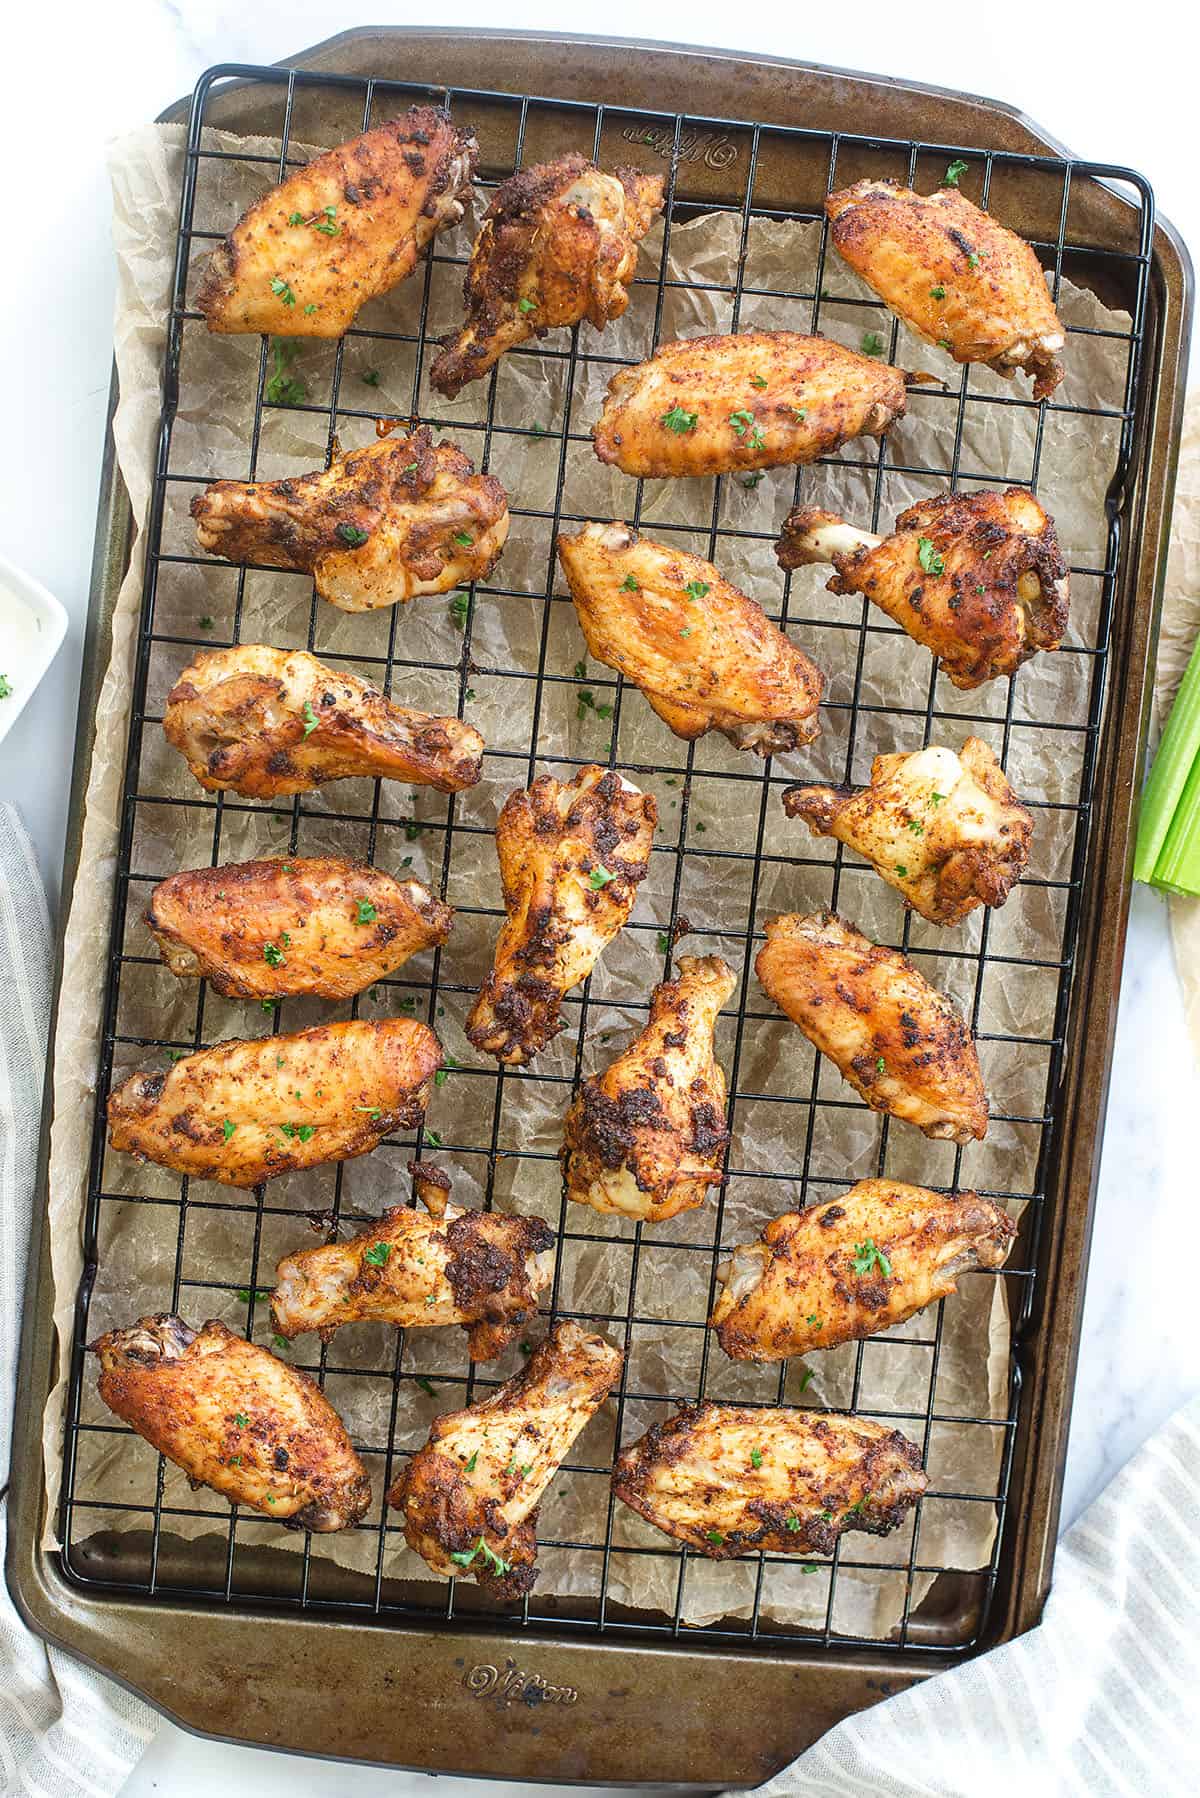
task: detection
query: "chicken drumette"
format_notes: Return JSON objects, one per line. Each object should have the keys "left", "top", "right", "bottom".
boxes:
{"left": 782, "top": 738, "right": 1032, "bottom": 926}
{"left": 198, "top": 107, "right": 477, "bottom": 337}
{"left": 430, "top": 155, "right": 663, "bottom": 397}
{"left": 755, "top": 912, "right": 988, "bottom": 1144}
{"left": 777, "top": 487, "right": 1069, "bottom": 690}
{"left": 192, "top": 425, "right": 509, "bottom": 613}
{"left": 163, "top": 645, "right": 484, "bottom": 799}
{"left": 390, "top": 1321, "right": 623, "bottom": 1598}
{"left": 557, "top": 522, "right": 824, "bottom": 755}
{"left": 466, "top": 765, "right": 657, "bottom": 1065}
{"left": 711, "top": 1180, "right": 1016, "bottom": 1362}
{"left": 92, "top": 1315, "right": 370, "bottom": 1529}
{"left": 592, "top": 330, "right": 907, "bottom": 479}
{"left": 825, "top": 178, "right": 1066, "bottom": 399}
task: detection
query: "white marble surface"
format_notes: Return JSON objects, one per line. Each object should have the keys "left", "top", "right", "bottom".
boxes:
{"left": 2, "top": 2, "right": 1198, "bottom": 1791}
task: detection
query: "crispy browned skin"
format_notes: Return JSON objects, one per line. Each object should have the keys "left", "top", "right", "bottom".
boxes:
{"left": 782, "top": 738, "right": 1032, "bottom": 926}
{"left": 163, "top": 645, "right": 484, "bottom": 798}
{"left": 562, "top": 956, "right": 735, "bottom": 1222}
{"left": 198, "top": 108, "right": 476, "bottom": 337}
{"left": 557, "top": 522, "right": 824, "bottom": 754}
{"left": 146, "top": 856, "right": 452, "bottom": 1000}
{"left": 612, "top": 1401, "right": 926, "bottom": 1558}
{"left": 466, "top": 766, "right": 657, "bottom": 1066}
{"left": 711, "top": 1180, "right": 1016, "bottom": 1361}
{"left": 826, "top": 179, "right": 1065, "bottom": 399}
{"left": 191, "top": 425, "right": 509, "bottom": 613}
{"left": 430, "top": 156, "right": 663, "bottom": 397}
{"left": 777, "top": 488, "right": 1069, "bottom": 691}
{"left": 390, "top": 1322, "right": 623, "bottom": 1598}
{"left": 592, "top": 330, "right": 907, "bottom": 478}
{"left": 92, "top": 1316, "right": 370, "bottom": 1529}
{"left": 107, "top": 1017, "right": 442, "bottom": 1188}
{"left": 755, "top": 912, "right": 988, "bottom": 1144}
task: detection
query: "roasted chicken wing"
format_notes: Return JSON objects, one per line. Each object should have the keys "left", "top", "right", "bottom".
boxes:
{"left": 612, "top": 1401, "right": 926, "bottom": 1557}
{"left": 390, "top": 1321, "right": 623, "bottom": 1598}
{"left": 92, "top": 1315, "right": 370, "bottom": 1529}
{"left": 826, "top": 178, "right": 1066, "bottom": 399}
{"left": 562, "top": 955, "right": 735, "bottom": 1222}
{"left": 592, "top": 330, "right": 907, "bottom": 479}
{"left": 430, "top": 156, "right": 663, "bottom": 397}
{"left": 782, "top": 738, "right": 1032, "bottom": 925}
{"left": 777, "top": 487, "right": 1069, "bottom": 690}
{"left": 466, "top": 765, "right": 657, "bottom": 1065}
{"left": 197, "top": 107, "right": 476, "bottom": 337}
{"left": 557, "top": 522, "right": 824, "bottom": 754}
{"left": 107, "top": 1017, "right": 442, "bottom": 1188}
{"left": 163, "top": 645, "right": 484, "bottom": 798}
{"left": 146, "top": 856, "right": 452, "bottom": 1000}
{"left": 271, "top": 1162, "right": 556, "bottom": 1356}
{"left": 711, "top": 1180, "right": 1016, "bottom": 1361}
{"left": 191, "top": 425, "right": 509, "bottom": 613}
{"left": 755, "top": 912, "right": 988, "bottom": 1143}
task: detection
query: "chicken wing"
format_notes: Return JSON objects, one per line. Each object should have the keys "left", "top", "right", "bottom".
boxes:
{"left": 271, "top": 1163, "right": 556, "bottom": 1356}
{"left": 466, "top": 765, "right": 657, "bottom": 1065}
{"left": 755, "top": 912, "right": 988, "bottom": 1143}
{"left": 562, "top": 955, "right": 735, "bottom": 1222}
{"left": 711, "top": 1180, "right": 1015, "bottom": 1361}
{"left": 107, "top": 1017, "right": 441, "bottom": 1188}
{"left": 430, "top": 156, "right": 664, "bottom": 397}
{"left": 191, "top": 425, "right": 509, "bottom": 613}
{"left": 197, "top": 107, "right": 476, "bottom": 337}
{"left": 390, "top": 1321, "right": 623, "bottom": 1598}
{"left": 612, "top": 1401, "right": 926, "bottom": 1558}
{"left": 557, "top": 522, "right": 824, "bottom": 754}
{"left": 163, "top": 645, "right": 484, "bottom": 798}
{"left": 782, "top": 738, "right": 1032, "bottom": 925}
{"left": 146, "top": 855, "right": 452, "bottom": 1000}
{"left": 777, "top": 488, "right": 1069, "bottom": 691}
{"left": 826, "top": 178, "right": 1066, "bottom": 399}
{"left": 92, "top": 1315, "right": 370, "bottom": 1530}
{"left": 592, "top": 330, "right": 907, "bottom": 479}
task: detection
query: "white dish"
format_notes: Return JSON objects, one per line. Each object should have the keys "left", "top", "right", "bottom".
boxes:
{"left": 0, "top": 552, "right": 68, "bottom": 748}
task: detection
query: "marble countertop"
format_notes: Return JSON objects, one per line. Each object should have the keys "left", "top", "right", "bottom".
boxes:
{"left": 3, "top": 4, "right": 1196, "bottom": 1793}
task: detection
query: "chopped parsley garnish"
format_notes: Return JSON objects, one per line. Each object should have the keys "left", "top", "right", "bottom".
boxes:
{"left": 355, "top": 899, "right": 378, "bottom": 924}
{"left": 875, "top": 1055, "right": 886, "bottom": 1072}
{"left": 588, "top": 866, "right": 615, "bottom": 889}
{"left": 683, "top": 579, "right": 710, "bottom": 600}
{"left": 621, "top": 573, "right": 639, "bottom": 591}
{"left": 944, "top": 159, "right": 969, "bottom": 186}
{"left": 750, "top": 1448, "right": 763, "bottom": 1469}
{"left": 269, "top": 276, "right": 296, "bottom": 306}
{"left": 303, "top": 303, "right": 318, "bottom": 315}
{"left": 449, "top": 591, "right": 469, "bottom": 630}
{"left": 453, "top": 530, "right": 474, "bottom": 547}
{"left": 265, "top": 337, "right": 306, "bottom": 406}
{"left": 263, "top": 940, "right": 286, "bottom": 968}
{"left": 449, "top": 1535, "right": 511, "bottom": 1576}
{"left": 404, "top": 820, "right": 428, "bottom": 841}
{"left": 361, "top": 368, "right": 381, "bottom": 386}
{"left": 434, "top": 1058, "right": 459, "bottom": 1087}
{"left": 862, "top": 330, "right": 887, "bottom": 357}
{"left": 363, "top": 1241, "right": 391, "bottom": 1267}
{"left": 966, "top": 251, "right": 981, "bottom": 269}
{"left": 895, "top": 863, "right": 908, "bottom": 877}
{"left": 680, "top": 626, "right": 692, "bottom": 638}
{"left": 167, "top": 1049, "right": 188, "bottom": 1062}
{"left": 706, "top": 1529, "right": 724, "bottom": 1545}
{"left": 938, "top": 338, "right": 953, "bottom": 351}
{"left": 741, "top": 469, "right": 766, "bottom": 489}
{"left": 917, "top": 536, "right": 945, "bottom": 576}
{"left": 929, "top": 285, "right": 947, "bottom": 300}
{"left": 353, "top": 1105, "right": 383, "bottom": 1118}
{"left": 750, "top": 374, "right": 768, "bottom": 389}
{"left": 302, "top": 700, "right": 319, "bottom": 737}
{"left": 798, "top": 1366, "right": 814, "bottom": 1393}
{"left": 235, "top": 1286, "right": 270, "bottom": 1302}
{"left": 425, "top": 1130, "right": 443, "bottom": 1148}
{"left": 222, "top": 1119, "right": 236, "bottom": 1141}
{"left": 234, "top": 1413, "right": 249, "bottom": 1429}
{"left": 464, "top": 1450, "right": 478, "bottom": 1473}
{"left": 785, "top": 1516, "right": 801, "bottom": 1533}
{"left": 576, "top": 686, "right": 614, "bottom": 722}
{"left": 279, "top": 1122, "right": 315, "bottom": 1143}
{"left": 272, "top": 1334, "right": 289, "bottom": 1351}
{"left": 518, "top": 297, "right": 537, "bottom": 314}
{"left": 656, "top": 931, "right": 671, "bottom": 954}
{"left": 0, "top": 675, "right": 11, "bottom": 699}
{"left": 661, "top": 405, "right": 698, "bottom": 433}
{"left": 930, "top": 791, "right": 945, "bottom": 806}
{"left": 728, "top": 408, "right": 765, "bottom": 450}
{"left": 464, "top": 687, "right": 476, "bottom": 702}
{"left": 336, "top": 523, "right": 370, "bottom": 548}
{"left": 198, "top": 614, "right": 214, "bottom": 631}
{"left": 907, "top": 818, "right": 925, "bottom": 835}
{"left": 791, "top": 406, "right": 808, "bottom": 423}
{"left": 416, "top": 1376, "right": 437, "bottom": 1397}
{"left": 852, "top": 1238, "right": 893, "bottom": 1278}
{"left": 806, "top": 1314, "right": 821, "bottom": 1327}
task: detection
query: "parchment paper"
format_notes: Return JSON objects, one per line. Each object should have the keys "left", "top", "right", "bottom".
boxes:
{"left": 41, "top": 121, "right": 1132, "bottom": 1640}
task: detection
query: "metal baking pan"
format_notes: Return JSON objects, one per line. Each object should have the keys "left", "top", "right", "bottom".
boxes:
{"left": 8, "top": 29, "right": 1192, "bottom": 1789}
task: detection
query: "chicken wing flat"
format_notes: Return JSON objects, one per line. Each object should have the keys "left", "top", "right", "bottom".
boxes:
{"left": 198, "top": 107, "right": 476, "bottom": 337}
{"left": 271, "top": 1163, "right": 556, "bottom": 1357}
{"left": 777, "top": 487, "right": 1069, "bottom": 691}
{"left": 163, "top": 645, "right": 484, "bottom": 798}
{"left": 612, "top": 1401, "right": 926, "bottom": 1558}
{"left": 592, "top": 330, "right": 907, "bottom": 479}
{"left": 782, "top": 738, "right": 1032, "bottom": 925}
{"left": 562, "top": 955, "right": 736, "bottom": 1222}
{"left": 92, "top": 1315, "right": 370, "bottom": 1530}
{"left": 755, "top": 912, "right": 988, "bottom": 1143}
{"left": 711, "top": 1180, "right": 1015, "bottom": 1361}
{"left": 146, "top": 855, "right": 452, "bottom": 1000}
{"left": 430, "top": 156, "right": 664, "bottom": 398}
{"left": 466, "top": 765, "right": 657, "bottom": 1065}
{"left": 191, "top": 425, "right": 509, "bottom": 613}
{"left": 826, "top": 178, "right": 1066, "bottom": 400}
{"left": 107, "top": 1017, "right": 441, "bottom": 1188}
{"left": 390, "top": 1321, "right": 623, "bottom": 1598}
{"left": 557, "top": 522, "right": 824, "bottom": 755}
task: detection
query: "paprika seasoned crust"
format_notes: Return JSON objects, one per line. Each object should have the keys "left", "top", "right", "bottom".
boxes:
{"left": 197, "top": 107, "right": 477, "bottom": 337}
{"left": 92, "top": 1315, "right": 371, "bottom": 1531}
{"left": 612, "top": 1401, "right": 927, "bottom": 1558}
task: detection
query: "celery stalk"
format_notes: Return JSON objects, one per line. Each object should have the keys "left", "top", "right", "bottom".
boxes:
{"left": 1149, "top": 744, "right": 1200, "bottom": 894}
{"left": 1134, "top": 629, "right": 1200, "bottom": 885}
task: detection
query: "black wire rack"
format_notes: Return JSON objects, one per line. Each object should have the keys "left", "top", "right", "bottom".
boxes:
{"left": 59, "top": 58, "right": 1156, "bottom": 1657}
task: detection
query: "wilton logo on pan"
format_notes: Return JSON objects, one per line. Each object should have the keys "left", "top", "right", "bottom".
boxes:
{"left": 621, "top": 122, "right": 739, "bottom": 170}
{"left": 464, "top": 1658, "right": 579, "bottom": 1705}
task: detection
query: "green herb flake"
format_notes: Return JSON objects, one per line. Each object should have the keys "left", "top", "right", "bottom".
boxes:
{"left": 967, "top": 251, "right": 981, "bottom": 269}
{"left": 265, "top": 336, "right": 307, "bottom": 406}
{"left": 336, "top": 523, "right": 370, "bottom": 548}
{"left": 416, "top": 1376, "right": 438, "bottom": 1398}
{"left": 861, "top": 331, "right": 885, "bottom": 357}
{"left": 875, "top": 1055, "right": 886, "bottom": 1072}
{"left": 518, "top": 297, "right": 537, "bottom": 314}
{"left": 929, "top": 790, "right": 945, "bottom": 806}
{"left": 464, "top": 687, "right": 476, "bottom": 702}
{"left": 263, "top": 941, "right": 286, "bottom": 968}
{"left": 589, "top": 866, "right": 615, "bottom": 889}
{"left": 741, "top": 469, "right": 766, "bottom": 489}
{"left": 269, "top": 275, "right": 296, "bottom": 306}
{"left": 354, "top": 1105, "right": 383, "bottom": 1118}
{"left": 680, "top": 626, "right": 692, "bottom": 638}
{"left": 706, "top": 1529, "right": 725, "bottom": 1545}
{"left": 917, "top": 536, "right": 945, "bottom": 576}
{"left": 355, "top": 899, "right": 377, "bottom": 924}
{"left": 785, "top": 1515, "right": 802, "bottom": 1533}
{"left": 944, "top": 159, "right": 969, "bottom": 186}
{"left": 852, "top": 1238, "right": 893, "bottom": 1279}
{"left": 929, "top": 285, "right": 947, "bottom": 300}
{"left": 272, "top": 1334, "right": 289, "bottom": 1351}
{"left": 453, "top": 530, "right": 474, "bottom": 547}
{"left": 361, "top": 368, "right": 381, "bottom": 386}
{"left": 621, "top": 573, "right": 639, "bottom": 591}
{"left": 449, "top": 591, "right": 469, "bottom": 630}
{"left": 683, "top": 579, "right": 710, "bottom": 601}
{"left": 661, "top": 405, "right": 699, "bottom": 434}
{"left": 449, "top": 1535, "right": 511, "bottom": 1576}
{"left": 750, "top": 374, "right": 768, "bottom": 389}
{"left": 198, "top": 615, "right": 214, "bottom": 631}
{"left": 222, "top": 1119, "right": 236, "bottom": 1141}
{"left": 791, "top": 406, "right": 808, "bottom": 423}
{"left": 234, "top": 1413, "right": 249, "bottom": 1429}
{"left": 798, "top": 1366, "right": 815, "bottom": 1393}
{"left": 750, "top": 1448, "right": 763, "bottom": 1470}
{"left": 895, "top": 863, "right": 908, "bottom": 877}
{"left": 657, "top": 931, "right": 671, "bottom": 954}
{"left": 235, "top": 1286, "right": 270, "bottom": 1302}
{"left": 425, "top": 1130, "right": 443, "bottom": 1148}
{"left": 303, "top": 303, "right": 318, "bottom": 315}
{"left": 364, "top": 1241, "right": 391, "bottom": 1267}
{"left": 464, "top": 1450, "right": 478, "bottom": 1472}
{"left": 806, "top": 1314, "right": 821, "bottom": 1327}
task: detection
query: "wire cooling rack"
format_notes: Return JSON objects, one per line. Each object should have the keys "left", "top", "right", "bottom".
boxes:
{"left": 58, "top": 59, "right": 1155, "bottom": 1655}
